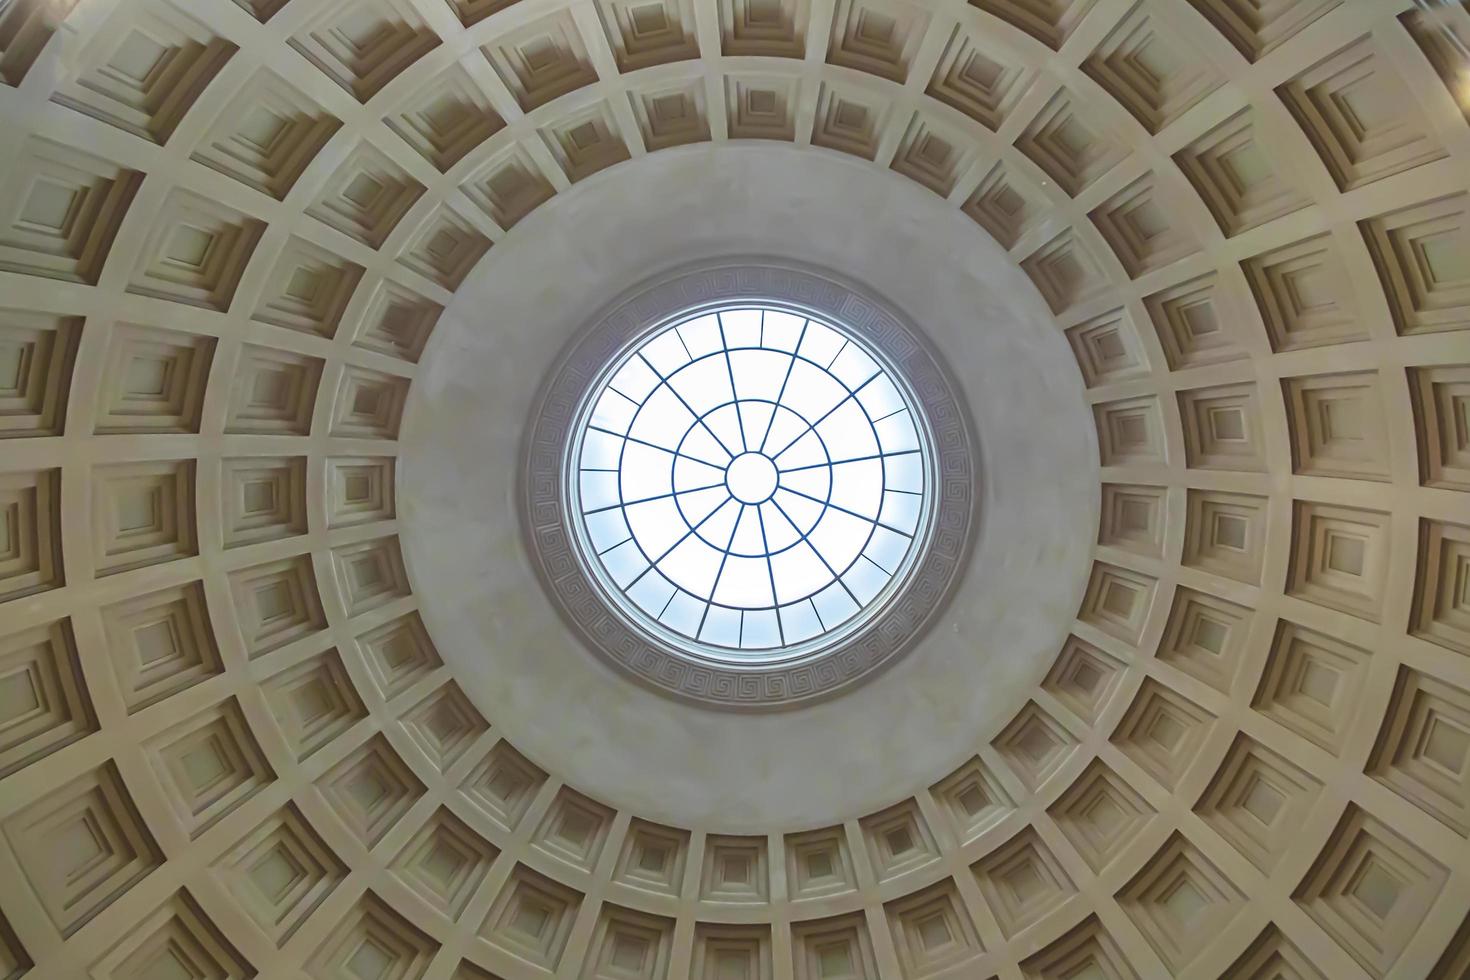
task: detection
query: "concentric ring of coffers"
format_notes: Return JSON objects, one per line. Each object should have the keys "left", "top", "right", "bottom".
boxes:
{"left": 522, "top": 261, "right": 977, "bottom": 708}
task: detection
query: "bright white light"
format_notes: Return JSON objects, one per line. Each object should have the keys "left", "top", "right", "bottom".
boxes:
{"left": 570, "top": 305, "right": 931, "bottom": 658}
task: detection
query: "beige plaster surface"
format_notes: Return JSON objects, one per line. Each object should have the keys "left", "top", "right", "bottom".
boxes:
{"left": 400, "top": 142, "right": 1099, "bottom": 830}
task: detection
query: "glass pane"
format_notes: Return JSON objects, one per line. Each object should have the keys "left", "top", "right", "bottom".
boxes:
{"left": 572, "top": 304, "right": 931, "bottom": 657}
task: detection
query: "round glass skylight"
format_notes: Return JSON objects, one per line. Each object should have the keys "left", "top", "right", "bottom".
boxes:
{"left": 566, "top": 304, "right": 935, "bottom": 664}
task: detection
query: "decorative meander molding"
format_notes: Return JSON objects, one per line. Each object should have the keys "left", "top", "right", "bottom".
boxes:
{"left": 522, "top": 260, "right": 977, "bottom": 708}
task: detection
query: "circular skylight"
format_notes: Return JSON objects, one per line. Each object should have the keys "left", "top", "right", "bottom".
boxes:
{"left": 566, "top": 304, "right": 934, "bottom": 663}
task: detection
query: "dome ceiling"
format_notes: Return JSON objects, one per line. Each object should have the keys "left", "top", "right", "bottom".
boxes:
{"left": 0, "top": 0, "right": 1468, "bottom": 978}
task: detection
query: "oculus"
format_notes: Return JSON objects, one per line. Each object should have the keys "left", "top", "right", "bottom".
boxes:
{"left": 523, "top": 262, "right": 975, "bottom": 707}
{"left": 568, "top": 304, "right": 933, "bottom": 660}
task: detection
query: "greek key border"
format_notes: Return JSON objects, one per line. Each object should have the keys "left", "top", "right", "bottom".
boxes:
{"left": 520, "top": 260, "right": 977, "bottom": 709}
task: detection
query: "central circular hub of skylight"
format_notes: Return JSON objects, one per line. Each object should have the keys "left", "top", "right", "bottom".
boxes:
{"left": 566, "top": 303, "right": 936, "bottom": 664}
{"left": 725, "top": 452, "right": 778, "bottom": 503}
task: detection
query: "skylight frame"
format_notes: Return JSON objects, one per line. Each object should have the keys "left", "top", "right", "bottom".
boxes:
{"left": 562, "top": 299, "right": 940, "bottom": 668}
